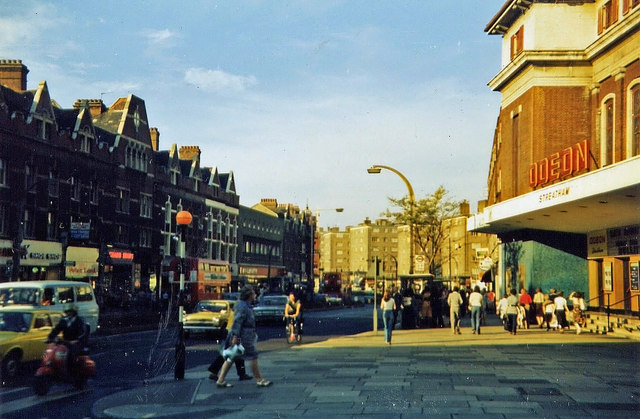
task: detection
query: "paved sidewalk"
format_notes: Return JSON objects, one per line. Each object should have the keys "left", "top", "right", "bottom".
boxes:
{"left": 92, "top": 325, "right": 640, "bottom": 418}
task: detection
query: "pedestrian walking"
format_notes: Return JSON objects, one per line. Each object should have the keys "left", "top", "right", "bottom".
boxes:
{"left": 496, "top": 293, "right": 508, "bottom": 330}
{"left": 506, "top": 289, "right": 519, "bottom": 335}
{"left": 468, "top": 286, "right": 483, "bottom": 334}
{"left": 519, "top": 288, "right": 533, "bottom": 329}
{"left": 380, "top": 291, "right": 396, "bottom": 344}
{"left": 533, "top": 288, "right": 545, "bottom": 327}
{"left": 542, "top": 294, "right": 555, "bottom": 331}
{"left": 447, "top": 287, "right": 463, "bottom": 335}
{"left": 569, "top": 291, "right": 587, "bottom": 334}
{"left": 216, "top": 285, "right": 271, "bottom": 388}
{"left": 392, "top": 288, "right": 403, "bottom": 329}
{"left": 207, "top": 317, "right": 252, "bottom": 382}
{"left": 553, "top": 291, "right": 569, "bottom": 332}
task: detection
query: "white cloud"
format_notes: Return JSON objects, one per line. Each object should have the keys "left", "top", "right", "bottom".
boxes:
{"left": 183, "top": 68, "right": 257, "bottom": 92}
{"left": 143, "top": 28, "right": 178, "bottom": 45}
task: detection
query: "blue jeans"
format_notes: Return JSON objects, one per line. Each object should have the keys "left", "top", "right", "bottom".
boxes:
{"left": 470, "top": 306, "right": 482, "bottom": 333}
{"left": 383, "top": 310, "right": 394, "bottom": 342}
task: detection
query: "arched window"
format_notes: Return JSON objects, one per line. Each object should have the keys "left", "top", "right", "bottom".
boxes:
{"left": 600, "top": 96, "right": 615, "bottom": 166}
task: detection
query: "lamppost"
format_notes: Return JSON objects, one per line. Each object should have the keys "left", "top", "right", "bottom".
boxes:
{"left": 367, "top": 165, "right": 415, "bottom": 275}
{"left": 372, "top": 256, "right": 380, "bottom": 333}
{"left": 174, "top": 209, "right": 192, "bottom": 380}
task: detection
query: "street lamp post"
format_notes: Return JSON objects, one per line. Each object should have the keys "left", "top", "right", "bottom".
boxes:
{"left": 367, "top": 165, "right": 415, "bottom": 275}
{"left": 372, "top": 256, "right": 379, "bottom": 334}
{"left": 174, "top": 209, "right": 192, "bottom": 380}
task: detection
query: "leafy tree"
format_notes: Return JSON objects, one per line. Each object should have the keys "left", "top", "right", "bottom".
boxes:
{"left": 383, "top": 186, "right": 461, "bottom": 276}
{"left": 503, "top": 240, "right": 524, "bottom": 291}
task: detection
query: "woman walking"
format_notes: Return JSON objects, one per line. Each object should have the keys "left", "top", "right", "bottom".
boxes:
{"left": 380, "top": 291, "right": 396, "bottom": 344}
{"left": 217, "top": 285, "right": 272, "bottom": 388}
{"left": 569, "top": 291, "right": 586, "bottom": 334}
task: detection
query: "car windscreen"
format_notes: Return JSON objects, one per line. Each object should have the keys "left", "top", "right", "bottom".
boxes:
{"left": 0, "top": 287, "right": 39, "bottom": 306}
{"left": 0, "top": 312, "right": 33, "bottom": 332}
{"left": 261, "top": 297, "right": 287, "bottom": 306}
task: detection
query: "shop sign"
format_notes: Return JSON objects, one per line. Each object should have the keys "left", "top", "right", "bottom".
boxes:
{"left": 529, "top": 140, "right": 589, "bottom": 188}
{"left": 587, "top": 230, "right": 607, "bottom": 257}
{"left": 630, "top": 262, "right": 639, "bottom": 292}
{"left": 66, "top": 262, "right": 99, "bottom": 278}
{"left": 20, "top": 240, "right": 62, "bottom": 266}
{"left": 70, "top": 222, "right": 91, "bottom": 240}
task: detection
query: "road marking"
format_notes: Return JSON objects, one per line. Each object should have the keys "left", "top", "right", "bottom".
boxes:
{"left": 0, "top": 388, "right": 87, "bottom": 416}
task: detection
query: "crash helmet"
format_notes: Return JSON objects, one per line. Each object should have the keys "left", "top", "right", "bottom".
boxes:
{"left": 63, "top": 303, "right": 79, "bottom": 314}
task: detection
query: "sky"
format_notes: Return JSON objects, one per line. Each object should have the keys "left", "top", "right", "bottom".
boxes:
{"left": 0, "top": 0, "right": 507, "bottom": 228}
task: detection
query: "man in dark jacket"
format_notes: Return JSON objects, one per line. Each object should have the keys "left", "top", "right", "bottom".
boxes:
{"left": 48, "top": 304, "right": 88, "bottom": 372}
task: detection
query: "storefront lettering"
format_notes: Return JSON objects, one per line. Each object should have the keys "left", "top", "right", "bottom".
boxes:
{"left": 538, "top": 187, "right": 570, "bottom": 203}
{"left": 529, "top": 140, "right": 589, "bottom": 187}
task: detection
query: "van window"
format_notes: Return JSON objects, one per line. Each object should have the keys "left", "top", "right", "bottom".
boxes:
{"left": 0, "top": 287, "right": 39, "bottom": 305}
{"left": 43, "top": 287, "right": 55, "bottom": 305}
{"left": 76, "top": 286, "right": 93, "bottom": 302}
{"left": 58, "top": 287, "right": 75, "bottom": 304}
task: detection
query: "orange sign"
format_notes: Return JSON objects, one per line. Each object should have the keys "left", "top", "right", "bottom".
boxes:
{"left": 529, "top": 140, "right": 589, "bottom": 188}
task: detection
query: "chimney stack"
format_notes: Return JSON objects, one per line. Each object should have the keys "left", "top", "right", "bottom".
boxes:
{"left": 73, "top": 99, "right": 106, "bottom": 117}
{"left": 178, "top": 145, "right": 201, "bottom": 162}
{"left": 149, "top": 127, "right": 160, "bottom": 151}
{"left": 0, "top": 59, "right": 29, "bottom": 91}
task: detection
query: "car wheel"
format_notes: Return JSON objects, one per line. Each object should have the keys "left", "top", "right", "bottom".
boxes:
{"left": 1, "top": 351, "right": 21, "bottom": 381}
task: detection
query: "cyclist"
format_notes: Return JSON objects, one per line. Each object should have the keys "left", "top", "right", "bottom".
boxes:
{"left": 284, "top": 292, "right": 302, "bottom": 340}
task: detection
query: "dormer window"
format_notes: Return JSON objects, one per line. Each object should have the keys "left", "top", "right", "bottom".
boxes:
{"left": 79, "top": 127, "right": 92, "bottom": 153}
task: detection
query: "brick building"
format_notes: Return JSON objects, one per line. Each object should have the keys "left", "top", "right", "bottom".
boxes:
{"left": 469, "top": 1, "right": 640, "bottom": 311}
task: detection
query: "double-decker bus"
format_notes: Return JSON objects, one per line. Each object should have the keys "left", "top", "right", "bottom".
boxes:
{"left": 166, "top": 257, "right": 231, "bottom": 308}
{"left": 322, "top": 272, "right": 343, "bottom": 302}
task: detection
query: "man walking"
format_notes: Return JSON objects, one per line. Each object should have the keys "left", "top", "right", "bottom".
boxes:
{"left": 469, "top": 286, "right": 484, "bottom": 334}
{"left": 447, "top": 287, "right": 463, "bottom": 335}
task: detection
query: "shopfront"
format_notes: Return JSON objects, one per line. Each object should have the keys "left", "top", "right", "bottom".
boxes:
{"left": 65, "top": 246, "right": 99, "bottom": 286}
{"left": 0, "top": 239, "right": 63, "bottom": 281}
{"left": 587, "top": 226, "right": 640, "bottom": 311}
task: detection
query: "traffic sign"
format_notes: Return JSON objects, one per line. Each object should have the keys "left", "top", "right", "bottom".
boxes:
{"left": 479, "top": 257, "right": 493, "bottom": 271}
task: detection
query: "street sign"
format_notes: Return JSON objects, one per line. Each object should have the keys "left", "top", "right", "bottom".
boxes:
{"left": 479, "top": 257, "right": 493, "bottom": 271}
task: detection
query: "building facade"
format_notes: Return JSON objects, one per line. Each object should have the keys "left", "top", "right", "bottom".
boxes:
{"left": 0, "top": 60, "right": 239, "bottom": 306}
{"left": 469, "top": 1, "right": 640, "bottom": 311}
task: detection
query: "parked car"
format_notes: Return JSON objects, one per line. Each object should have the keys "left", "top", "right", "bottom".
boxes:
{"left": 1, "top": 307, "right": 64, "bottom": 382}
{"left": 183, "top": 300, "right": 233, "bottom": 339}
{"left": 325, "top": 293, "right": 343, "bottom": 306}
{"left": 253, "top": 295, "right": 289, "bottom": 324}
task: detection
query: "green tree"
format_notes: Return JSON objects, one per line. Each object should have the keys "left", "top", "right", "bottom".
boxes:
{"left": 383, "top": 186, "right": 461, "bottom": 276}
{"left": 503, "top": 240, "right": 525, "bottom": 291}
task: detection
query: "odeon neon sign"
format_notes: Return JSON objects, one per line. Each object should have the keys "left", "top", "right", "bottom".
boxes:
{"left": 529, "top": 140, "right": 589, "bottom": 188}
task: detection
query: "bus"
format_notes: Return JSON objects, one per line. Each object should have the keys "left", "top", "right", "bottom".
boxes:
{"left": 322, "top": 272, "right": 343, "bottom": 303}
{"left": 166, "top": 257, "right": 231, "bottom": 309}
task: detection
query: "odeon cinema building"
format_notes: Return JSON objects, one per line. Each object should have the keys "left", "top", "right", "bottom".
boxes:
{"left": 468, "top": 1, "right": 640, "bottom": 312}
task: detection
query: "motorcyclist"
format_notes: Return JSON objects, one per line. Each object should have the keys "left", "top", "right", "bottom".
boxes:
{"left": 284, "top": 292, "right": 302, "bottom": 338}
{"left": 47, "top": 303, "right": 88, "bottom": 373}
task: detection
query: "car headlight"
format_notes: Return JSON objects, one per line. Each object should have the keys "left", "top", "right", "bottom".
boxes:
{"left": 212, "top": 318, "right": 219, "bottom": 325}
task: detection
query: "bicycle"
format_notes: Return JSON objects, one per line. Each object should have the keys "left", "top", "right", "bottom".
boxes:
{"left": 285, "top": 316, "right": 302, "bottom": 344}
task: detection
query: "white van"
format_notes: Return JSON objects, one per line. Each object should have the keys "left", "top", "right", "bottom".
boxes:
{"left": 0, "top": 281, "right": 99, "bottom": 333}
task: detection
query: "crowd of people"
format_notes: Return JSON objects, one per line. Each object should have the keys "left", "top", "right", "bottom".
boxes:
{"left": 381, "top": 284, "right": 588, "bottom": 342}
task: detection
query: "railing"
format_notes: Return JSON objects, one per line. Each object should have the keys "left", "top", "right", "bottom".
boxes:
{"left": 586, "top": 292, "right": 640, "bottom": 332}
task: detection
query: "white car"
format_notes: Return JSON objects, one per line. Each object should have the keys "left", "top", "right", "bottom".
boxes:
{"left": 253, "top": 295, "right": 288, "bottom": 324}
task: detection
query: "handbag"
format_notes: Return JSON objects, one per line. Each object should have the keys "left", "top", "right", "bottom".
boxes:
{"left": 222, "top": 343, "right": 245, "bottom": 362}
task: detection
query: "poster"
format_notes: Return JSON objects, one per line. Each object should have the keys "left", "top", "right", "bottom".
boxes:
{"left": 631, "top": 262, "right": 639, "bottom": 292}
{"left": 604, "top": 262, "right": 613, "bottom": 291}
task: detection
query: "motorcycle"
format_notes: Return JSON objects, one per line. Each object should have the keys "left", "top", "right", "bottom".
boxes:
{"left": 285, "top": 316, "right": 303, "bottom": 344}
{"left": 33, "top": 339, "right": 95, "bottom": 395}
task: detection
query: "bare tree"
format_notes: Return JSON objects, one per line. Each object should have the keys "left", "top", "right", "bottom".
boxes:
{"left": 383, "top": 186, "right": 461, "bottom": 276}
